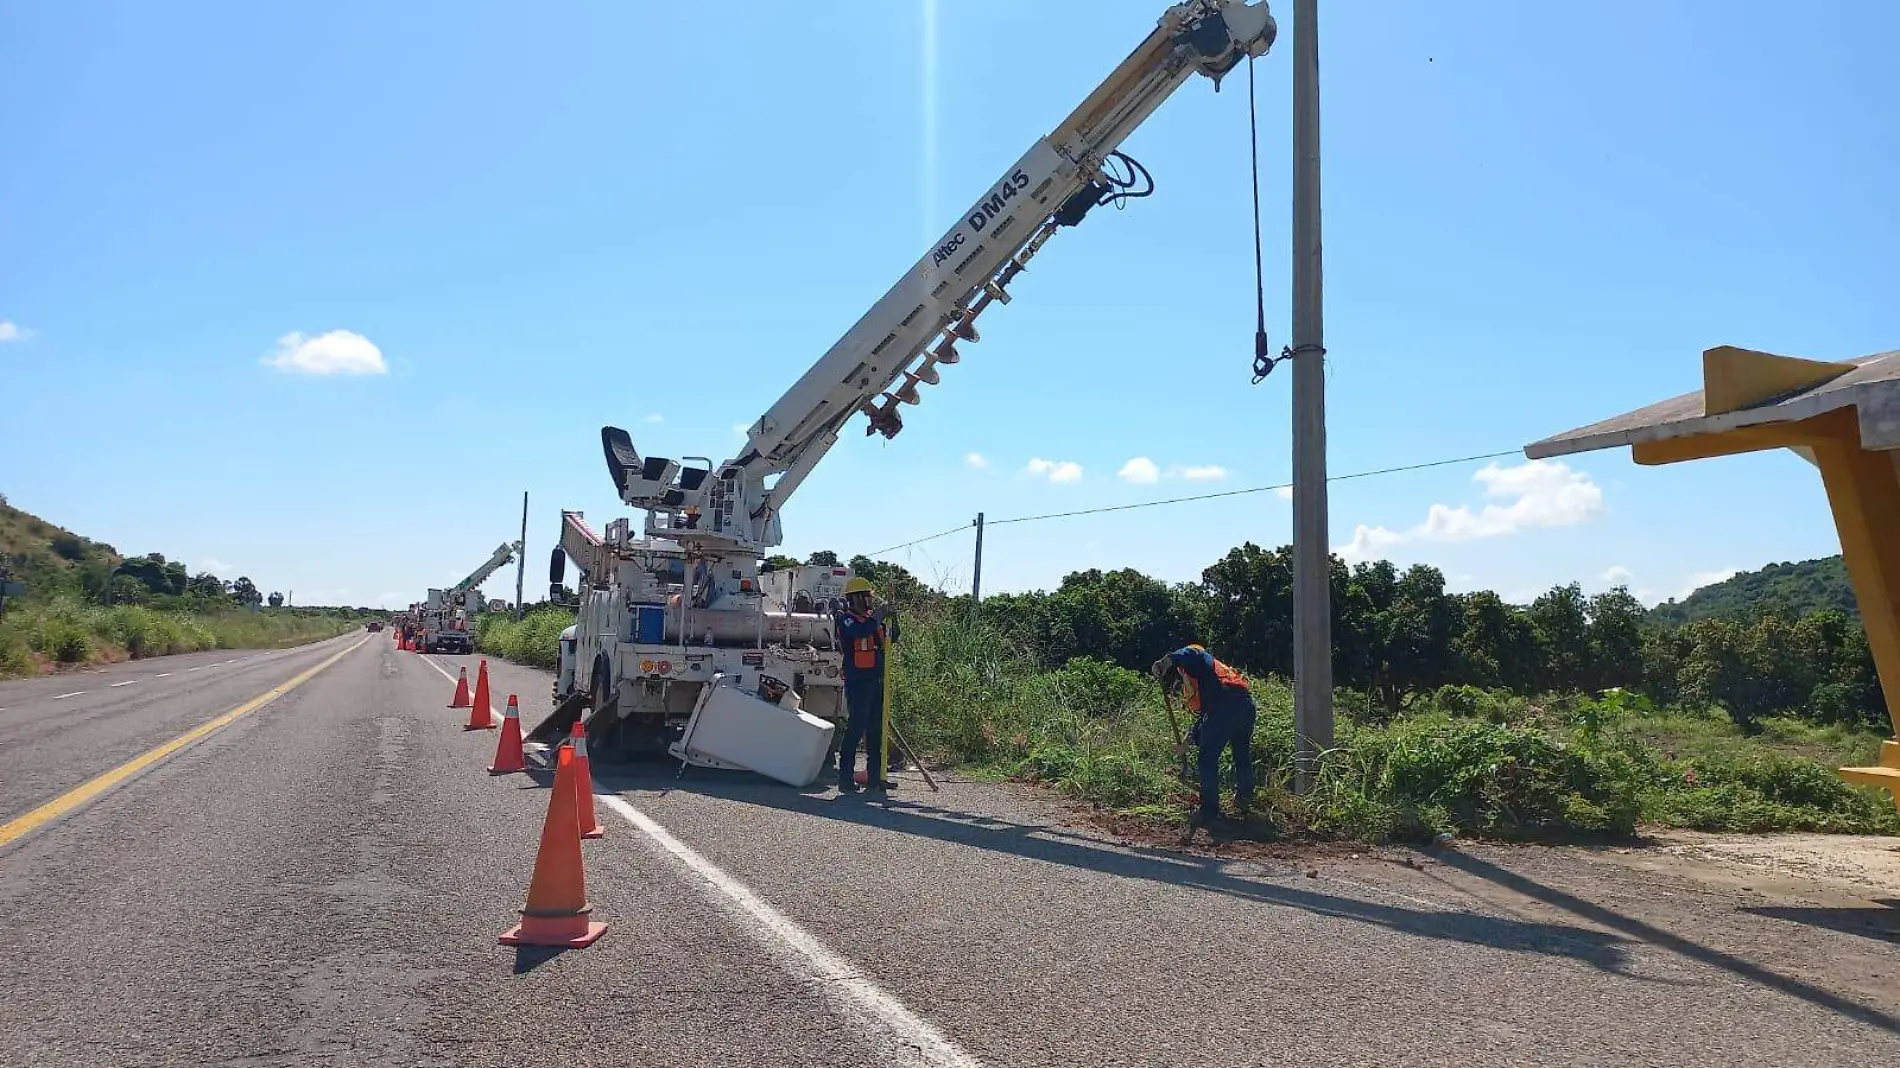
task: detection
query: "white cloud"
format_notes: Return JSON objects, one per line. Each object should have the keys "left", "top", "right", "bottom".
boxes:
{"left": 1336, "top": 459, "right": 1604, "bottom": 560}
{"left": 0, "top": 320, "right": 24, "bottom": 342}
{"left": 1178, "top": 464, "right": 1228, "bottom": 482}
{"left": 733, "top": 422, "right": 751, "bottom": 437}
{"left": 200, "top": 557, "right": 232, "bottom": 574}
{"left": 1678, "top": 567, "right": 1738, "bottom": 600}
{"left": 964, "top": 452, "right": 988, "bottom": 469}
{"left": 1274, "top": 485, "right": 1293, "bottom": 500}
{"left": 1024, "top": 457, "right": 1083, "bottom": 484}
{"left": 261, "top": 329, "right": 387, "bottom": 376}
{"left": 1118, "top": 457, "right": 1160, "bottom": 484}
{"left": 644, "top": 413, "right": 664, "bottom": 424}
{"left": 1600, "top": 565, "right": 1634, "bottom": 586}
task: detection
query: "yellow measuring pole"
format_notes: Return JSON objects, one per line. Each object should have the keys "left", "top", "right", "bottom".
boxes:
{"left": 877, "top": 624, "right": 891, "bottom": 786}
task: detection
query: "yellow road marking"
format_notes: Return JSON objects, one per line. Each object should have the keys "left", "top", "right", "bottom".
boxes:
{"left": 0, "top": 637, "right": 367, "bottom": 849}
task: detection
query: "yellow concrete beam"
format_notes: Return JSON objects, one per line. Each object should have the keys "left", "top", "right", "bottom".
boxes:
{"left": 1838, "top": 741, "right": 1900, "bottom": 814}
{"left": 1808, "top": 434, "right": 1900, "bottom": 743}
{"left": 1629, "top": 410, "right": 1855, "bottom": 467}
{"left": 1702, "top": 345, "right": 1854, "bottom": 415}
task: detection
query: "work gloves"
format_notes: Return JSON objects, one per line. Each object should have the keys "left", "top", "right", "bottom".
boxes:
{"left": 1150, "top": 656, "right": 1173, "bottom": 680}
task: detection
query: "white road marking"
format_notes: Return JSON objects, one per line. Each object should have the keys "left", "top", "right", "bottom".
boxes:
{"left": 418, "top": 654, "right": 500, "bottom": 721}
{"left": 110, "top": 681, "right": 135, "bottom": 688}
{"left": 595, "top": 792, "right": 985, "bottom": 1068}
{"left": 53, "top": 692, "right": 85, "bottom": 700}
{"left": 223, "top": 660, "right": 238, "bottom": 664}
{"left": 155, "top": 673, "right": 170, "bottom": 678}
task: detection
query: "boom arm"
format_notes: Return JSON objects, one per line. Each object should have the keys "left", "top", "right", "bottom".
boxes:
{"left": 598, "top": 0, "right": 1278, "bottom": 552}
{"left": 451, "top": 541, "right": 522, "bottom": 597}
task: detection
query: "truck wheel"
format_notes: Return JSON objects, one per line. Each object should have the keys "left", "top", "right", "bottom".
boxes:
{"left": 589, "top": 657, "right": 613, "bottom": 712}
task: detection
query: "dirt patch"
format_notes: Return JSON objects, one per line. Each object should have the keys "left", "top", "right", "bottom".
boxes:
{"left": 1065, "top": 799, "right": 1900, "bottom": 896}
{"left": 1605, "top": 828, "right": 1900, "bottom": 898}
{"left": 1074, "top": 805, "right": 1389, "bottom": 866}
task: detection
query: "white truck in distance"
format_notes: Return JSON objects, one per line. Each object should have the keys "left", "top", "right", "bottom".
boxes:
{"left": 533, "top": 0, "right": 1280, "bottom": 777}
{"left": 421, "top": 540, "right": 522, "bottom": 655}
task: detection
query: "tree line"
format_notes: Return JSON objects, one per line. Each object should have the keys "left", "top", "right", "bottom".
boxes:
{"left": 804, "top": 543, "right": 1890, "bottom": 734}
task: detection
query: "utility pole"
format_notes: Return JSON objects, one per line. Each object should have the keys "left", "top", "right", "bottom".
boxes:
{"left": 515, "top": 490, "right": 528, "bottom": 620}
{"left": 969, "top": 512, "right": 985, "bottom": 609}
{"left": 1290, "top": 0, "right": 1333, "bottom": 794}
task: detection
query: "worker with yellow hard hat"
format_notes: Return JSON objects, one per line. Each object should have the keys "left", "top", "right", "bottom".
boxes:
{"left": 834, "top": 574, "right": 897, "bottom": 793}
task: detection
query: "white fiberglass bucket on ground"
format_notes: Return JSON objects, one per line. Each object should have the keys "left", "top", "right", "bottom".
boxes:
{"left": 669, "top": 676, "right": 836, "bottom": 787}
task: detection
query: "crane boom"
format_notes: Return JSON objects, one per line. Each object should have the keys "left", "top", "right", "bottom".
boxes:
{"left": 451, "top": 541, "right": 521, "bottom": 596}
{"left": 596, "top": 0, "right": 1278, "bottom": 553}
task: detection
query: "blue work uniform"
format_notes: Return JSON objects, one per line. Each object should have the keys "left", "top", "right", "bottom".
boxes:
{"left": 1166, "top": 645, "right": 1256, "bottom": 820}
{"left": 834, "top": 609, "right": 896, "bottom": 789}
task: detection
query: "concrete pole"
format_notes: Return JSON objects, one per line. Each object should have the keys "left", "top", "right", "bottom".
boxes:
{"left": 970, "top": 512, "right": 985, "bottom": 609}
{"left": 515, "top": 491, "right": 529, "bottom": 619}
{"left": 1290, "top": 0, "right": 1333, "bottom": 794}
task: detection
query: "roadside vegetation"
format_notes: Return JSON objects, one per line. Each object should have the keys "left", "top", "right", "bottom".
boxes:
{"left": 473, "top": 608, "right": 571, "bottom": 669}
{"left": 890, "top": 607, "right": 1897, "bottom": 840}
{"left": 472, "top": 545, "right": 1900, "bottom": 842}
{"left": 0, "top": 496, "right": 372, "bottom": 677}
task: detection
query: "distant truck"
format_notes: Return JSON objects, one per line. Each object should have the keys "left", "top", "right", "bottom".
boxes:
{"left": 420, "top": 589, "right": 473, "bottom": 654}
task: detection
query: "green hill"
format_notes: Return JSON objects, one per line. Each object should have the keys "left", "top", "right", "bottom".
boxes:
{"left": 0, "top": 495, "right": 122, "bottom": 600}
{"left": 1648, "top": 555, "right": 1858, "bottom": 626}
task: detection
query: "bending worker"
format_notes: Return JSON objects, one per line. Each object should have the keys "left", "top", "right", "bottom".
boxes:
{"left": 1151, "top": 643, "right": 1255, "bottom": 825}
{"left": 834, "top": 576, "right": 898, "bottom": 794}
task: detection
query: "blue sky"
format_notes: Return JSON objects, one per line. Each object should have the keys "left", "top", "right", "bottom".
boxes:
{"left": 3, "top": 1, "right": 1896, "bottom": 610}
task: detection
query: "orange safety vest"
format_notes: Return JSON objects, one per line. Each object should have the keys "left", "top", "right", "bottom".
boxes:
{"left": 1179, "top": 653, "right": 1250, "bottom": 714}
{"left": 848, "top": 615, "right": 886, "bottom": 673}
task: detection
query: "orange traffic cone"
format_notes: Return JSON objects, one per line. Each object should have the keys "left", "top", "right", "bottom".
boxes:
{"left": 498, "top": 745, "right": 607, "bottom": 948}
{"left": 464, "top": 660, "right": 496, "bottom": 731}
{"left": 571, "top": 721, "right": 605, "bottom": 840}
{"left": 489, "top": 695, "right": 527, "bottom": 775}
{"left": 448, "top": 667, "right": 472, "bottom": 708}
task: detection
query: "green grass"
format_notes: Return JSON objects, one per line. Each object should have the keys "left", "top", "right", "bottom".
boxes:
{"left": 0, "top": 596, "right": 360, "bottom": 677}
{"left": 889, "top": 610, "right": 1900, "bottom": 842}
{"left": 460, "top": 599, "right": 1899, "bottom": 841}
{"left": 473, "top": 607, "right": 573, "bottom": 669}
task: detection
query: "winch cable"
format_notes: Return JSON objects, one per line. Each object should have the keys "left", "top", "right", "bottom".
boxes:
{"left": 1247, "top": 54, "right": 1273, "bottom": 385}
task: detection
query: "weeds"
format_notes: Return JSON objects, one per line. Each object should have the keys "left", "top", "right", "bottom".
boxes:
{"left": 474, "top": 608, "right": 572, "bottom": 669}
{"left": 463, "top": 597, "right": 1899, "bottom": 842}
{"left": 889, "top": 608, "right": 1899, "bottom": 842}
{"left": 0, "top": 596, "right": 357, "bottom": 677}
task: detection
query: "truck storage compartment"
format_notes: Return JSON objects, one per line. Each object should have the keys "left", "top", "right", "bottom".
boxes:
{"left": 632, "top": 603, "right": 666, "bottom": 644}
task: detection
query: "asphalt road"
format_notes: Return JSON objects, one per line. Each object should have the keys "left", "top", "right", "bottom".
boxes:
{"left": 2, "top": 637, "right": 1896, "bottom": 1067}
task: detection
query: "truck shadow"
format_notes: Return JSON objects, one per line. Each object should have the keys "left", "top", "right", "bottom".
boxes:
{"left": 588, "top": 764, "right": 1638, "bottom": 975}
{"left": 1428, "top": 849, "right": 1900, "bottom": 1034}
{"left": 599, "top": 765, "right": 1900, "bottom": 1033}
{"left": 1739, "top": 899, "right": 1900, "bottom": 946}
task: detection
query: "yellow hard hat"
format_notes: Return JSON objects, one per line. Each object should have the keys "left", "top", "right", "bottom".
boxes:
{"left": 844, "top": 576, "right": 876, "bottom": 596}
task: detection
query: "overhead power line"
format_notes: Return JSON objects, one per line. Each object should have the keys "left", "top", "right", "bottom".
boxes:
{"left": 859, "top": 446, "right": 1524, "bottom": 559}
{"left": 866, "top": 523, "right": 971, "bottom": 558}
{"left": 988, "top": 448, "right": 1523, "bottom": 528}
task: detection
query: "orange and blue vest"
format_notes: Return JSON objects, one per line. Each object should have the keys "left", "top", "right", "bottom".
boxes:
{"left": 1168, "top": 645, "right": 1252, "bottom": 715}
{"left": 834, "top": 610, "right": 888, "bottom": 682}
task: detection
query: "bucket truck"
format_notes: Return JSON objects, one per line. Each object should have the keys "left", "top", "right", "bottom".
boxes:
{"left": 538, "top": 0, "right": 1280, "bottom": 778}
{"left": 421, "top": 541, "right": 522, "bottom": 654}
